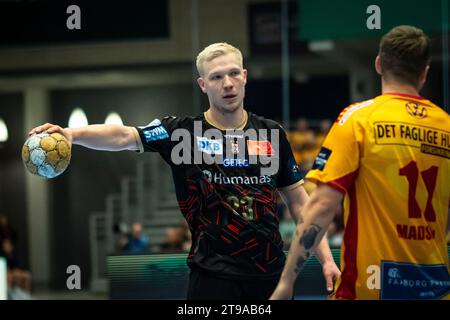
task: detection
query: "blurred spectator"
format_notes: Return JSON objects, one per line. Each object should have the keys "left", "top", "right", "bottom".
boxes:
{"left": 1, "top": 238, "right": 32, "bottom": 293}
{"left": 295, "top": 118, "right": 309, "bottom": 132}
{"left": 180, "top": 220, "right": 192, "bottom": 252}
{"left": 287, "top": 118, "right": 334, "bottom": 176}
{"left": 119, "top": 222, "right": 150, "bottom": 254}
{"left": 160, "top": 223, "right": 190, "bottom": 254}
{"left": 0, "top": 214, "right": 16, "bottom": 244}
{"left": 288, "top": 118, "right": 316, "bottom": 175}
{"left": 114, "top": 221, "right": 129, "bottom": 253}
{"left": 289, "top": 118, "right": 315, "bottom": 154}
{"left": 315, "top": 119, "right": 332, "bottom": 146}
{"left": 0, "top": 214, "right": 33, "bottom": 298}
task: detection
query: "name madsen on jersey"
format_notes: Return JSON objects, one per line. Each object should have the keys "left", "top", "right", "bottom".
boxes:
{"left": 374, "top": 121, "right": 449, "bottom": 241}
{"left": 374, "top": 122, "right": 450, "bottom": 159}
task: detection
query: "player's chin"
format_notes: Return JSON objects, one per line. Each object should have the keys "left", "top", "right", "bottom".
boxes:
{"left": 219, "top": 101, "right": 241, "bottom": 113}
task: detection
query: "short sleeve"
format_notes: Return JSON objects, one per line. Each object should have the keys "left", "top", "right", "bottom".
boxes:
{"left": 276, "top": 126, "right": 305, "bottom": 191}
{"left": 135, "top": 117, "right": 179, "bottom": 159}
{"left": 306, "top": 115, "right": 361, "bottom": 194}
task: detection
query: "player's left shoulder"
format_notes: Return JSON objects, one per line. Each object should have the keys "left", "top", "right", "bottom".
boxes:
{"left": 335, "top": 98, "right": 379, "bottom": 126}
{"left": 250, "top": 112, "right": 284, "bottom": 130}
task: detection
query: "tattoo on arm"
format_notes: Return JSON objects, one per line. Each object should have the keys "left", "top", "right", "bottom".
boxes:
{"left": 292, "top": 225, "right": 321, "bottom": 275}
{"left": 299, "top": 224, "right": 322, "bottom": 250}
{"left": 294, "top": 224, "right": 322, "bottom": 274}
{"left": 294, "top": 256, "right": 306, "bottom": 274}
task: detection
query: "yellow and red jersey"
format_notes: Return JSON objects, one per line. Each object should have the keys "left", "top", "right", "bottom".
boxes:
{"left": 307, "top": 93, "right": 450, "bottom": 299}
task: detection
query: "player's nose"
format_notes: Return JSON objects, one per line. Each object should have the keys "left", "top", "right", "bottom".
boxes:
{"left": 223, "top": 75, "right": 233, "bottom": 89}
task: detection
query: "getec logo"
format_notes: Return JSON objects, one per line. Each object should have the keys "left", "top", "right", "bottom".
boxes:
{"left": 143, "top": 126, "right": 169, "bottom": 142}
{"left": 223, "top": 158, "right": 249, "bottom": 167}
{"left": 197, "top": 137, "right": 223, "bottom": 155}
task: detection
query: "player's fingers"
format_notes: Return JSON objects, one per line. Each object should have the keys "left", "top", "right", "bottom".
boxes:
{"left": 46, "top": 125, "right": 63, "bottom": 134}
{"left": 29, "top": 123, "right": 48, "bottom": 135}
{"left": 326, "top": 273, "right": 334, "bottom": 292}
{"left": 28, "top": 126, "right": 41, "bottom": 135}
{"left": 29, "top": 123, "right": 56, "bottom": 135}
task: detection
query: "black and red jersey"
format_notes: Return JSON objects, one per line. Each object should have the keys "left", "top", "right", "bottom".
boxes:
{"left": 135, "top": 112, "right": 303, "bottom": 279}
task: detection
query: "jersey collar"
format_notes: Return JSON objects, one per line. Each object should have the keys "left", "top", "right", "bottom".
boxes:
{"left": 204, "top": 109, "right": 248, "bottom": 131}
{"left": 383, "top": 92, "right": 425, "bottom": 100}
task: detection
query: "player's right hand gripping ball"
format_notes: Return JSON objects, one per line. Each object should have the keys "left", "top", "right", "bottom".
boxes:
{"left": 22, "top": 132, "right": 71, "bottom": 179}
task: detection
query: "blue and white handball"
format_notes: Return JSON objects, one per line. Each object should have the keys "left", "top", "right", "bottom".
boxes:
{"left": 22, "top": 132, "right": 71, "bottom": 179}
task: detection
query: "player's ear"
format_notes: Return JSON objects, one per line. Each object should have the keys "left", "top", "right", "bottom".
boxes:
{"left": 418, "top": 65, "right": 430, "bottom": 91}
{"left": 197, "top": 77, "right": 206, "bottom": 93}
{"left": 242, "top": 69, "right": 247, "bottom": 85}
{"left": 421, "top": 65, "right": 430, "bottom": 82}
{"left": 375, "top": 55, "right": 382, "bottom": 75}
{"left": 197, "top": 77, "right": 207, "bottom": 93}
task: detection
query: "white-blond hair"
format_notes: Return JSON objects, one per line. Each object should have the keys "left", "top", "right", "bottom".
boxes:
{"left": 196, "top": 42, "right": 243, "bottom": 76}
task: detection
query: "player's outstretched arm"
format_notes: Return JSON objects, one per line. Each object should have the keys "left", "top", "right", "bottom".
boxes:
{"left": 271, "top": 184, "right": 342, "bottom": 300}
{"left": 29, "top": 123, "right": 139, "bottom": 152}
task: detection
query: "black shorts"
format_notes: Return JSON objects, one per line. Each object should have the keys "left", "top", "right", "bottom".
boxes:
{"left": 187, "top": 268, "right": 279, "bottom": 300}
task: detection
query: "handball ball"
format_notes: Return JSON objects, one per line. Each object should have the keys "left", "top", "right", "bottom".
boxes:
{"left": 21, "top": 132, "right": 71, "bottom": 179}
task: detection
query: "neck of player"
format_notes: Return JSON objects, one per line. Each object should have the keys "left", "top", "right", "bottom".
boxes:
{"left": 206, "top": 106, "right": 247, "bottom": 130}
{"left": 381, "top": 80, "right": 421, "bottom": 97}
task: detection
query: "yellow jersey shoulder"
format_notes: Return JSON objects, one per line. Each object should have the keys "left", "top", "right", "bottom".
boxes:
{"left": 336, "top": 94, "right": 449, "bottom": 128}
{"left": 335, "top": 97, "right": 381, "bottom": 126}
{"left": 334, "top": 94, "right": 399, "bottom": 125}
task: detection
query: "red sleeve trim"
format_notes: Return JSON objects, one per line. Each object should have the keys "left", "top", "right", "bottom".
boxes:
{"left": 307, "top": 170, "right": 358, "bottom": 195}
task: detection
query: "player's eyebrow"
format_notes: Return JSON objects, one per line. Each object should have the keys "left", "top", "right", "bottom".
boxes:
{"left": 209, "top": 67, "right": 241, "bottom": 77}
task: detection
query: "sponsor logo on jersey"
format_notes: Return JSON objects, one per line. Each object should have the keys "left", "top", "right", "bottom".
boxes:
{"left": 311, "top": 147, "right": 332, "bottom": 171}
{"left": 196, "top": 137, "right": 223, "bottom": 154}
{"left": 143, "top": 125, "right": 169, "bottom": 142}
{"left": 230, "top": 141, "right": 239, "bottom": 154}
{"left": 406, "top": 102, "right": 427, "bottom": 119}
{"left": 223, "top": 158, "right": 249, "bottom": 167}
{"left": 247, "top": 140, "right": 272, "bottom": 155}
{"left": 373, "top": 122, "right": 449, "bottom": 159}
{"left": 381, "top": 261, "right": 450, "bottom": 299}
{"left": 202, "top": 170, "right": 271, "bottom": 185}
{"left": 388, "top": 268, "right": 400, "bottom": 279}
{"left": 286, "top": 157, "right": 303, "bottom": 182}
{"left": 202, "top": 170, "right": 212, "bottom": 182}
{"left": 170, "top": 121, "right": 281, "bottom": 175}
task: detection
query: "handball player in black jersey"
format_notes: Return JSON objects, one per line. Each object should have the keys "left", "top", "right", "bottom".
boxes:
{"left": 29, "top": 43, "right": 340, "bottom": 300}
